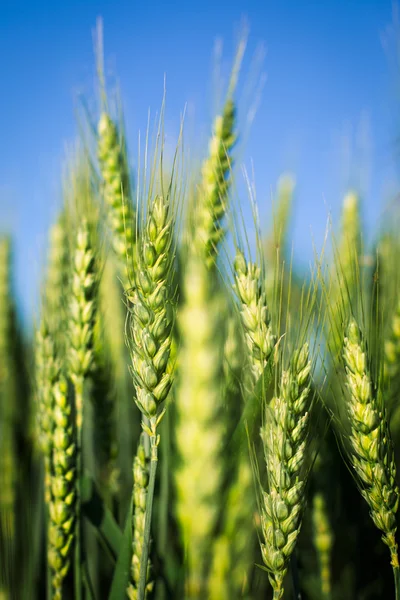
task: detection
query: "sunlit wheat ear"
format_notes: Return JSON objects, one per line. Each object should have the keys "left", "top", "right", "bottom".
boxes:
{"left": 233, "top": 249, "right": 276, "bottom": 385}
{"left": 68, "top": 220, "right": 97, "bottom": 433}
{"left": 259, "top": 343, "right": 313, "bottom": 599}
{"left": 343, "top": 318, "right": 399, "bottom": 567}
{"left": 208, "top": 313, "right": 250, "bottom": 600}
{"left": 264, "top": 174, "right": 295, "bottom": 305}
{"left": 127, "top": 192, "right": 176, "bottom": 430}
{"left": 329, "top": 191, "right": 362, "bottom": 359}
{"left": 98, "top": 111, "right": 136, "bottom": 290}
{"left": 35, "top": 319, "right": 60, "bottom": 505}
{"left": 127, "top": 435, "right": 154, "bottom": 600}
{"left": 174, "top": 255, "right": 225, "bottom": 598}
{"left": 210, "top": 249, "right": 276, "bottom": 597}
{"left": 338, "top": 192, "right": 362, "bottom": 283}
{"left": 126, "top": 191, "right": 177, "bottom": 599}
{"left": 193, "top": 97, "right": 236, "bottom": 268}
{"left": 44, "top": 217, "right": 70, "bottom": 354}
{"left": 47, "top": 376, "right": 76, "bottom": 600}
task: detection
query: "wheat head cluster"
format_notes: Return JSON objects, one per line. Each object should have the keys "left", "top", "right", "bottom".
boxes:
{"left": 2, "top": 23, "right": 400, "bottom": 600}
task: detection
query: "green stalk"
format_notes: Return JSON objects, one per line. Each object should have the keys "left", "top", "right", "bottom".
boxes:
{"left": 159, "top": 409, "right": 170, "bottom": 557}
{"left": 392, "top": 548, "right": 400, "bottom": 600}
{"left": 273, "top": 588, "right": 283, "bottom": 600}
{"left": 393, "top": 567, "right": 400, "bottom": 600}
{"left": 137, "top": 433, "right": 158, "bottom": 600}
{"left": 394, "top": 566, "right": 400, "bottom": 600}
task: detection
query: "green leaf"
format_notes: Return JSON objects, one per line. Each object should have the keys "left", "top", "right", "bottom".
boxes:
{"left": 81, "top": 473, "right": 123, "bottom": 563}
{"left": 108, "top": 495, "right": 133, "bottom": 600}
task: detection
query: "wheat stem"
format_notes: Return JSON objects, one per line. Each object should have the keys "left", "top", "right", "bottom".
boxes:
{"left": 137, "top": 433, "right": 158, "bottom": 600}
{"left": 127, "top": 434, "right": 153, "bottom": 600}
{"left": 394, "top": 565, "right": 400, "bottom": 600}
{"left": 273, "top": 586, "right": 283, "bottom": 600}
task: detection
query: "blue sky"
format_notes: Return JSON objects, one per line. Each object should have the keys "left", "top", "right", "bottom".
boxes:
{"left": 1, "top": 0, "right": 399, "bottom": 327}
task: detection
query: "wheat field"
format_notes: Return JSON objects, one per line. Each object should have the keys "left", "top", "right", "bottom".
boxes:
{"left": 1, "top": 21, "right": 400, "bottom": 600}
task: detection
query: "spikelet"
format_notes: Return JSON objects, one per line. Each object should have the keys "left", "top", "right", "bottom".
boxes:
{"left": 127, "top": 435, "right": 154, "bottom": 600}
{"left": 343, "top": 319, "right": 399, "bottom": 566}
{"left": 98, "top": 112, "right": 135, "bottom": 290}
{"left": 260, "top": 343, "right": 312, "bottom": 598}
{"left": 47, "top": 377, "right": 76, "bottom": 600}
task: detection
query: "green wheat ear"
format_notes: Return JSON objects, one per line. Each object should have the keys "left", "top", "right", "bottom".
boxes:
{"left": 193, "top": 99, "right": 236, "bottom": 268}
{"left": 35, "top": 319, "right": 60, "bottom": 505}
{"left": 174, "top": 254, "right": 226, "bottom": 598}
{"left": 95, "top": 18, "right": 135, "bottom": 290}
{"left": 47, "top": 376, "right": 76, "bottom": 600}
{"left": 208, "top": 246, "right": 277, "bottom": 599}
{"left": 343, "top": 319, "right": 399, "bottom": 568}
{"left": 98, "top": 110, "right": 136, "bottom": 291}
{"left": 233, "top": 249, "right": 276, "bottom": 385}
{"left": 68, "top": 220, "right": 97, "bottom": 431}
{"left": 127, "top": 193, "right": 176, "bottom": 430}
{"left": 175, "top": 76, "right": 240, "bottom": 597}
{"left": 126, "top": 191, "right": 177, "bottom": 599}
{"left": 260, "top": 343, "right": 313, "bottom": 599}
{"left": 45, "top": 215, "right": 70, "bottom": 358}
{"left": 329, "top": 191, "right": 362, "bottom": 359}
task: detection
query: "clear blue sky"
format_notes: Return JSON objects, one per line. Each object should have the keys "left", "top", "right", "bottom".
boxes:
{"left": 1, "top": 0, "right": 399, "bottom": 327}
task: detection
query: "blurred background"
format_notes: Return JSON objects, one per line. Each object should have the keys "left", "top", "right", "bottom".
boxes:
{"left": 1, "top": 0, "right": 399, "bottom": 329}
